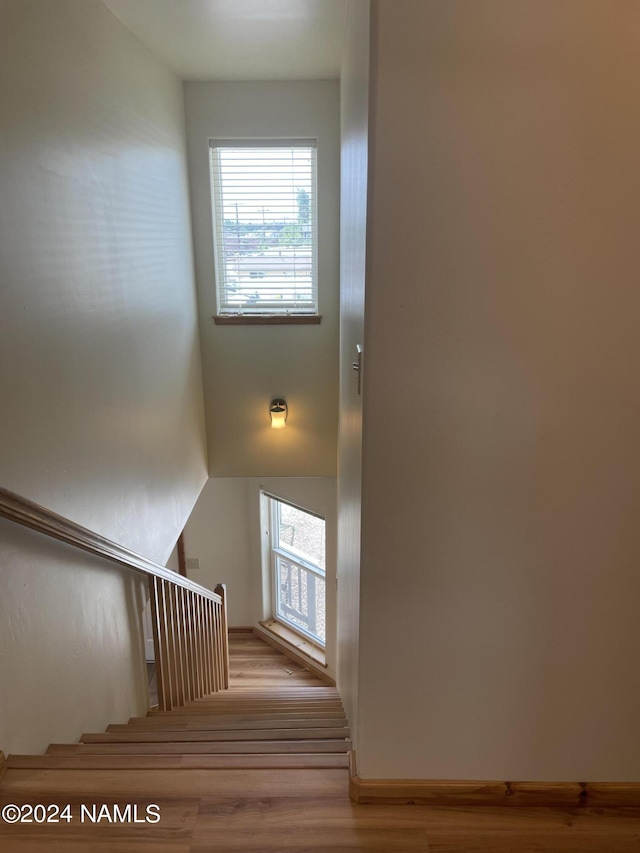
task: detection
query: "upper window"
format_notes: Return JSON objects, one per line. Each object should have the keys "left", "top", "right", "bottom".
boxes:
{"left": 209, "top": 139, "right": 318, "bottom": 316}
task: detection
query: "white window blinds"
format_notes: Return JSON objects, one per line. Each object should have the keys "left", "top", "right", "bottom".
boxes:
{"left": 209, "top": 139, "right": 318, "bottom": 315}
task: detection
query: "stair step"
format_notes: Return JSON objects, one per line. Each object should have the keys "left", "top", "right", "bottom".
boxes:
{"left": 145, "top": 708, "right": 345, "bottom": 720}
{"left": 171, "top": 689, "right": 338, "bottom": 695}
{"left": 228, "top": 675, "right": 323, "bottom": 683}
{"left": 4, "top": 633, "right": 352, "bottom": 808}
{"left": 147, "top": 709, "right": 344, "bottom": 720}
{"left": 115, "top": 717, "right": 347, "bottom": 732}
{"left": 183, "top": 688, "right": 338, "bottom": 696}
{"left": 181, "top": 695, "right": 343, "bottom": 703}
{"left": 201, "top": 688, "right": 339, "bottom": 697}
{"left": 0, "top": 768, "right": 349, "bottom": 797}
{"left": 193, "top": 690, "right": 338, "bottom": 695}
{"left": 147, "top": 705, "right": 344, "bottom": 718}
{"left": 81, "top": 726, "right": 350, "bottom": 743}
{"left": 169, "top": 692, "right": 339, "bottom": 700}
{"left": 193, "top": 699, "right": 341, "bottom": 705}
{"left": 48, "top": 738, "right": 352, "bottom": 755}
{"left": 8, "top": 753, "right": 349, "bottom": 770}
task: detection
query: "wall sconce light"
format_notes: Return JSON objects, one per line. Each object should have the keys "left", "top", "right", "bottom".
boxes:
{"left": 270, "top": 399, "right": 288, "bottom": 429}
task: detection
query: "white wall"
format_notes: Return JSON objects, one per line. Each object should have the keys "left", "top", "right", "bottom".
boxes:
{"left": 337, "top": 0, "right": 370, "bottom": 742}
{"left": 184, "top": 81, "right": 340, "bottom": 477}
{"left": 357, "top": 0, "right": 640, "bottom": 781}
{"left": 182, "top": 477, "right": 337, "bottom": 677}
{"left": 181, "top": 478, "right": 252, "bottom": 625}
{"left": 165, "top": 544, "right": 180, "bottom": 574}
{"left": 0, "top": 0, "right": 207, "bottom": 752}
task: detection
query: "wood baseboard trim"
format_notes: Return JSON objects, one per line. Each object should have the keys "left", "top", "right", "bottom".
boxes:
{"left": 253, "top": 624, "right": 335, "bottom": 687}
{"left": 348, "top": 752, "right": 640, "bottom": 807}
{"left": 228, "top": 626, "right": 255, "bottom": 634}
{"left": 0, "top": 751, "right": 7, "bottom": 784}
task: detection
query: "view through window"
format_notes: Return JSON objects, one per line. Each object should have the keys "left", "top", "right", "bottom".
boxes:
{"left": 209, "top": 140, "right": 318, "bottom": 315}
{"left": 266, "top": 495, "right": 326, "bottom": 647}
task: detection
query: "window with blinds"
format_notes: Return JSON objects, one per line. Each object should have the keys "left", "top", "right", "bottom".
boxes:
{"left": 209, "top": 139, "right": 318, "bottom": 315}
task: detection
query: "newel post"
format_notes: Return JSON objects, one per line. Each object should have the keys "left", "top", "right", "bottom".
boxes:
{"left": 214, "top": 583, "right": 230, "bottom": 689}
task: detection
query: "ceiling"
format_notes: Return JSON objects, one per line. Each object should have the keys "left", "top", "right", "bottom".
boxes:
{"left": 102, "top": 0, "right": 347, "bottom": 81}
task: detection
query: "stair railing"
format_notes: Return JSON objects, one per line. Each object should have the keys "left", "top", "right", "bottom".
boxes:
{"left": 148, "top": 577, "right": 229, "bottom": 710}
{"left": 0, "top": 487, "right": 230, "bottom": 712}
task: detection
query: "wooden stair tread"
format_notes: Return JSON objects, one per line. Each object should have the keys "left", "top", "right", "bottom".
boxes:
{"left": 188, "top": 686, "right": 338, "bottom": 694}
{"left": 113, "top": 717, "right": 347, "bottom": 732}
{"left": 81, "top": 726, "right": 350, "bottom": 743}
{"left": 0, "top": 768, "right": 349, "bottom": 797}
{"left": 148, "top": 706, "right": 345, "bottom": 718}
{"left": 48, "top": 739, "right": 352, "bottom": 755}
{"left": 8, "top": 754, "right": 350, "bottom": 770}
{"left": 164, "top": 696, "right": 343, "bottom": 714}
{"left": 158, "top": 693, "right": 338, "bottom": 700}
{"left": 190, "top": 686, "right": 337, "bottom": 690}
{"left": 199, "top": 687, "right": 337, "bottom": 691}
{"left": 150, "top": 707, "right": 344, "bottom": 717}
{"left": 178, "top": 694, "right": 341, "bottom": 700}
{"left": 153, "top": 705, "right": 345, "bottom": 715}
{"left": 175, "top": 696, "right": 343, "bottom": 713}
{"left": 50, "top": 739, "right": 353, "bottom": 755}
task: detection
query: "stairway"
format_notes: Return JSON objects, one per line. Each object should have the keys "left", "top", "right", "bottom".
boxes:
{"left": 0, "top": 630, "right": 352, "bottom": 850}
{"left": 3, "top": 632, "right": 640, "bottom": 850}
{"left": 4, "top": 630, "right": 349, "bottom": 775}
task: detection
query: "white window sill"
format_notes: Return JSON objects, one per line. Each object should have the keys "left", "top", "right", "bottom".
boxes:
{"left": 214, "top": 314, "right": 322, "bottom": 326}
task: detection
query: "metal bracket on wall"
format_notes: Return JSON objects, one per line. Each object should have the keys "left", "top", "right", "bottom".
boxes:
{"left": 352, "top": 344, "right": 362, "bottom": 395}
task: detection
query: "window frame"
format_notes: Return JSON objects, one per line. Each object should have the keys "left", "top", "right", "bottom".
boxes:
{"left": 209, "top": 138, "right": 319, "bottom": 319}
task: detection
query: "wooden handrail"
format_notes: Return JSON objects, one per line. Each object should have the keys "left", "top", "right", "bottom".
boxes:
{"left": 1, "top": 486, "right": 230, "bottom": 708}
{"left": 0, "top": 487, "right": 221, "bottom": 602}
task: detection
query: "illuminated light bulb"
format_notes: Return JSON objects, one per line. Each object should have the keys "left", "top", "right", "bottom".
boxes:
{"left": 269, "top": 399, "right": 288, "bottom": 429}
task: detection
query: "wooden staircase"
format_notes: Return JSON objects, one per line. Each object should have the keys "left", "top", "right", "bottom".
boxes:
{"left": 1, "top": 629, "right": 350, "bottom": 791}
{"left": 3, "top": 632, "right": 640, "bottom": 850}
{"left": 0, "top": 630, "right": 354, "bottom": 849}
{"left": 0, "top": 632, "right": 351, "bottom": 840}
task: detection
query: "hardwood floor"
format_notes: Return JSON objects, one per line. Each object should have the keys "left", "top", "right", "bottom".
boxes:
{"left": 2, "top": 631, "right": 640, "bottom": 851}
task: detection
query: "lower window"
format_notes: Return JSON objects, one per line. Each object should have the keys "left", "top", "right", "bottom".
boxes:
{"left": 266, "top": 494, "right": 326, "bottom": 648}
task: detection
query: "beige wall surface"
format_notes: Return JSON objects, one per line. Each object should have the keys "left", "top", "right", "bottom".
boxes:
{"left": 182, "top": 477, "right": 337, "bottom": 677}
{"left": 0, "top": 520, "right": 149, "bottom": 755}
{"left": 0, "top": 0, "right": 207, "bottom": 752}
{"left": 358, "top": 0, "right": 640, "bottom": 781}
{"left": 336, "top": 0, "right": 370, "bottom": 744}
{"left": 182, "top": 478, "right": 252, "bottom": 625}
{"left": 0, "top": 0, "right": 207, "bottom": 564}
{"left": 184, "top": 81, "right": 340, "bottom": 477}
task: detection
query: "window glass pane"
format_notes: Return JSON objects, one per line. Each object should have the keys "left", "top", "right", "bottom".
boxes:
{"left": 276, "top": 556, "right": 326, "bottom": 645}
{"left": 277, "top": 503, "right": 325, "bottom": 570}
